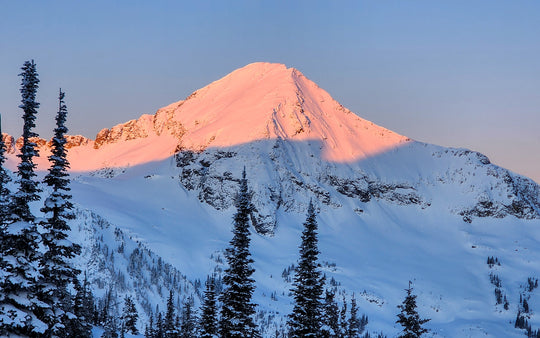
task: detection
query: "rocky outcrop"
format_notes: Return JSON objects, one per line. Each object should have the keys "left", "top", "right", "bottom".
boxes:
{"left": 1, "top": 133, "right": 15, "bottom": 153}
{"left": 16, "top": 136, "right": 47, "bottom": 149}
{"left": 325, "top": 174, "right": 428, "bottom": 207}
{"left": 12, "top": 134, "right": 90, "bottom": 151}
{"left": 63, "top": 135, "right": 91, "bottom": 149}
{"left": 94, "top": 115, "right": 154, "bottom": 149}
{"left": 153, "top": 101, "right": 187, "bottom": 139}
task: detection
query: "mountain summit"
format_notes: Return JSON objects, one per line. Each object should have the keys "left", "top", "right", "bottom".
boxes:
{"left": 150, "top": 62, "right": 408, "bottom": 162}
{"left": 12, "top": 62, "right": 408, "bottom": 171}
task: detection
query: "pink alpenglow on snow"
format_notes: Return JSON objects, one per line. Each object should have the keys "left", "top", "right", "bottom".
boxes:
{"left": 8, "top": 63, "right": 410, "bottom": 171}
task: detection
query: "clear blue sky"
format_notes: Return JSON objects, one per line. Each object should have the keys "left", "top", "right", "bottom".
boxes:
{"left": 1, "top": 1, "right": 539, "bottom": 182}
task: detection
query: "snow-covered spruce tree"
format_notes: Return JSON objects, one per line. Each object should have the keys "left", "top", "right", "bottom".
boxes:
{"left": 180, "top": 301, "right": 197, "bottom": 338}
{"left": 0, "top": 118, "right": 13, "bottom": 334}
{"left": 145, "top": 313, "right": 155, "bottom": 338}
{"left": 0, "top": 60, "right": 47, "bottom": 337}
{"left": 69, "top": 277, "right": 93, "bottom": 338}
{"left": 164, "top": 290, "right": 179, "bottom": 337}
{"left": 396, "top": 282, "right": 430, "bottom": 338}
{"left": 156, "top": 312, "right": 164, "bottom": 338}
{"left": 347, "top": 294, "right": 366, "bottom": 337}
{"left": 39, "top": 88, "right": 83, "bottom": 337}
{"left": 339, "top": 296, "right": 348, "bottom": 337}
{"left": 0, "top": 123, "right": 11, "bottom": 225}
{"left": 199, "top": 275, "right": 218, "bottom": 338}
{"left": 12, "top": 60, "right": 41, "bottom": 221}
{"left": 322, "top": 289, "right": 339, "bottom": 337}
{"left": 287, "top": 200, "right": 325, "bottom": 338}
{"left": 102, "top": 314, "right": 119, "bottom": 338}
{"left": 122, "top": 295, "right": 138, "bottom": 335}
{"left": 219, "top": 168, "right": 259, "bottom": 338}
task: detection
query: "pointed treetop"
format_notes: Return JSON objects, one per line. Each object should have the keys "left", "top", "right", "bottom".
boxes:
{"left": 308, "top": 199, "right": 314, "bottom": 214}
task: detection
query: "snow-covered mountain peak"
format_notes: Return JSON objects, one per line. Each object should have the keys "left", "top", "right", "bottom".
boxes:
{"left": 152, "top": 61, "right": 409, "bottom": 162}
{"left": 14, "top": 61, "right": 410, "bottom": 171}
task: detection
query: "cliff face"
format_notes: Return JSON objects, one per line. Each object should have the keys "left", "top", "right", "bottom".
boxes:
{"left": 93, "top": 114, "right": 154, "bottom": 149}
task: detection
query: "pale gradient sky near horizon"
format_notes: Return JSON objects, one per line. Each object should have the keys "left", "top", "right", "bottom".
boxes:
{"left": 1, "top": 1, "right": 539, "bottom": 182}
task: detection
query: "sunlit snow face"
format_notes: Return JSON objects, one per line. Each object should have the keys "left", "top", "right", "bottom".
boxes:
{"left": 5, "top": 63, "right": 409, "bottom": 172}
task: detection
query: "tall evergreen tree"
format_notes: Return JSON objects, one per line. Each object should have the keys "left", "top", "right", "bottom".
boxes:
{"left": 145, "top": 313, "right": 155, "bottom": 338}
{"left": 102, "top": 314, "right": 119, "bottom": 338}
{"left": 219, "top": 168, "right": 259, "bottom": 338}
{"left": 199, "top": 275, "right": 218, "bottom": 338}
{"left": 0, "top": 60, "right": 47, "bottom": 337}
{"left": 338, "top": 296, "right": 348, "bottom": 337}
{"left": 69, "top": 277, "right": 93, "bottom": 338}
{"left": 164, "top": 290, "right": 179, "bottom": 338}
{"left": 12, "top": 60, "right": 41, "bottom": 222}
{"left": 0, "top": 117, "right": 11, "bottom": 225}
{"left": 396, "top": 282, "right": 430, "bottom": 338}
{"left": 0, "top": 116, "right": 13, "bottom": 332}
{"left": 322, "top": 289, "right": 340, "bottom": 338}
{"left": 180, "top": 300, "right": 197, "bottom": 338}
{"left": 288, "top": 201, "right": 325, "bottom": 338}
{"left": 155, "top": 312, "right": 164, "bottom": 338}
{"left": 39, "top": 88, "right": 83, "bottom": 337}
{"left": 347, "top": 294, "right": 363, "bottom": 337}
{"left": 122, "top": 295, "right": 139, "bottom": 335}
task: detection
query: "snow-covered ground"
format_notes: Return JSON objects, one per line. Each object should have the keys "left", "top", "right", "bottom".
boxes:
{"left": 4, "top": 62, "right": 540, "bottom": 337}
{"left": 67, "top": 147, "right": 540, "bottom": 337}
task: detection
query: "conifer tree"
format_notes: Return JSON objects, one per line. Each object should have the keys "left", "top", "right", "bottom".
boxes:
{"left": 288, "top": 201, "right": 325, "bottom": 338}
{"left": 39, "top": 88, "right": 83, "bottom": 337}
{"left": 81, "top": 273, "right": 96, "bottom": 326}
{"left": 145, "top": 313, "right": 155, "bottom": 338}
{"left": 69, "top": 277, "right": 93, "bottom": 337}
{"left": 102, "top": 314, "right": 119, "bottom": 338}
{"left": 322, "top": 289, "right": 340, "bottom": 338}
{"left": 156, "top": 312, "right": 164, "bottom": 338}
{"left": 12, "top": 60, "right": 42, "bottom": 221}
{"left": 180, "top": 300, "right": 197, "bottom": 338}
{"left": 339, "top": 296, "right": 348, "bottom": 337}
{"left": 219, "top": 168, "right": 259, "bottom": 338}
{"left": 396, "top": 282, "right": 430, "bottom": 338}
{"left": 101, "top": 286, "right": 115, "bottom": 326}
{"left": 0, "top": 59, "right": 47, "bottom": 337}
{"left": 0, "top": 116, "right": 12, "bottom": 332}
{"left": 347, "top": 294, "right": 364, "bottom": 337}
{"left": 122, "top": 295, "right": 139, "bottom": 335}
{"left": 0, "top": 118, "right": 11, "bottom": 225}
{"left": 164, "top": 290, "right": 179, "bottom": 337}
{"left": 200, "top": 275, "right": 218, "bottom": 338}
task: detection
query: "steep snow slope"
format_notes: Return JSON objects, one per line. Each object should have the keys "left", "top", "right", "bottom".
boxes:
{"left": 4, "top": 62, "right": 540, "bottom": 337}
